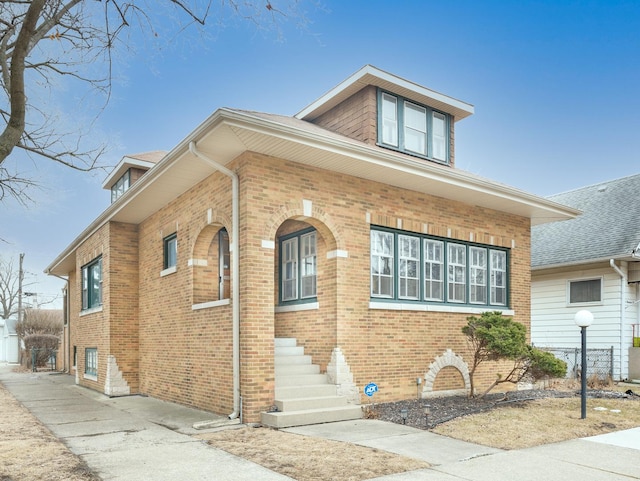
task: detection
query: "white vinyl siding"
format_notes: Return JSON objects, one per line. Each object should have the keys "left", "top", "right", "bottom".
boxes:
{"left": 531, "top": 266, "right": 639, "bottom": 381}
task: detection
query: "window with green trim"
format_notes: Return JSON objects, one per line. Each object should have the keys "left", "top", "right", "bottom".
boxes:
{"left": 85, "top": 348, "right": 97, "bottom": 377}
{"left": 370, "top": 228, "right": 509, "bottom": 307}
{"left": 279, "top": 229, "right": 317, "bottom": 303}
{"left": 110, "top": 170, "right": 130, "bottom": 203}
{"left": 81, "top": 257, "right": 102, "bottom": 310}
{"left": 163, "top": 233, "right": 177, "bottom": 270}
{"left": 378, "top": 90, "right": 450, "bottom": 163}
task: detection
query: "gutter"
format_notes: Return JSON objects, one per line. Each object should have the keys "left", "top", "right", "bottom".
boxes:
{"left": 188, "top": 141, "right": 241, "bottom": 421}
{"left": 610, "top": 259, "right": 626, "bottom": 379}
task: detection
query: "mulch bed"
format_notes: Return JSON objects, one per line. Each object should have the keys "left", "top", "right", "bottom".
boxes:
{"left": 367, "top": 388, "right": 640, "bottom": 430}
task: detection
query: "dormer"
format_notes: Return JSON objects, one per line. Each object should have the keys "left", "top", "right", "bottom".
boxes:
{"left": 295, "top": 65, "right": 474, "bottom": 167}
{"left": 102, "top": 151, "right": 166, "bottom": 203}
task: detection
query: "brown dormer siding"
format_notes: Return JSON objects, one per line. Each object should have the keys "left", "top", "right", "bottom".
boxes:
{"left": 309, "top": 85, "right": 378, "bottom": 146}
{"left": 129, "top": 167, "right": 149, "bottom": 187}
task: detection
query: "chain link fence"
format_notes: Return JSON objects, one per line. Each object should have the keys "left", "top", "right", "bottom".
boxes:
{"left": 538, "top": 346, "right": 614, "bottom": 381}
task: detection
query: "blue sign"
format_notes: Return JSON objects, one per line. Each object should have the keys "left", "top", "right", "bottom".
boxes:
{"left": 364, "top": 382, "right": 378, "bottom": 397}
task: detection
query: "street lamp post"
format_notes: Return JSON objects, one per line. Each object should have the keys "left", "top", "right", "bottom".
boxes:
{"left": 574, "top": 310, "right": 594, "bottom": 419}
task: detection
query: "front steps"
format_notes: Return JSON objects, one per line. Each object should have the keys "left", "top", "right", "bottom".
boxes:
{"left": 260, "top": 338, "right": 362, "bottom": 428}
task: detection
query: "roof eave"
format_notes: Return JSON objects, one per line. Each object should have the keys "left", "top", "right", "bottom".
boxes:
{"left": 46, "top": 108, "right": 578, "bottom": 276}
{"left": 295, "top": 65, "right": 475, "bottom": 122}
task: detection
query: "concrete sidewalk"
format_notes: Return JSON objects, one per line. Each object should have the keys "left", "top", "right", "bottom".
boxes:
{"left": 2, "top": 364, "right": 639, "bottom": 480}
{"left": 0, "top": 365, "right": 292, "bottom": 481}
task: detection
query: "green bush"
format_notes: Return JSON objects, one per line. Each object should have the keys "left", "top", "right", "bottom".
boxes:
{"left": 463, "top": 311, "right": 567, "bottom": 398}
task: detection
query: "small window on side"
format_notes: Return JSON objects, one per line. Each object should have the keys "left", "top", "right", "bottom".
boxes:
{"left": 569, "top": 278, "right": 602, "bottom": 304}
{"left": 164, "top": 233, "right": 177, "bottom": 269}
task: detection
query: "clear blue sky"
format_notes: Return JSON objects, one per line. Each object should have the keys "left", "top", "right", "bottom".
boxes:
{"left": 2, "top": 0, "right": 639, "bottom": 309}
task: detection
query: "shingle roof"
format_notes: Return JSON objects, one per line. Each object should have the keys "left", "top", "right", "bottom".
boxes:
{"left": 532, "top": 173, "right": 640, "bottom": 268}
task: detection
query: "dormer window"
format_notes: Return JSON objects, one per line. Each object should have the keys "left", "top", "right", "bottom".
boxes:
{"left": 111, "top": 170, "right": 130, "bottom": 203}
{"left": 378, "top": 90, "right": 450, "bottom": 164}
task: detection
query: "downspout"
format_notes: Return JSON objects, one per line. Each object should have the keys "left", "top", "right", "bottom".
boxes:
{"left": 610, "top": 259, "right": 626, "bottom": 379}
{"left": 189, "top": 142, "right": 240, "bottom": 420}
{"left": 50, "top": 273, "right": 69, "bottom": 373}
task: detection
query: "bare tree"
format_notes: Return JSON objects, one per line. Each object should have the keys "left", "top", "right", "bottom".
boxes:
{"left": 15, "top": 307, "right": 63, "bottom": 338}
{"left": 0, "top": 0, "right": 311, "bottom": 204}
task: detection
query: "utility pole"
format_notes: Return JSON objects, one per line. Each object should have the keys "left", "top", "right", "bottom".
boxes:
{"left": 18, "top": 253, "right": 24, "bottom": 323}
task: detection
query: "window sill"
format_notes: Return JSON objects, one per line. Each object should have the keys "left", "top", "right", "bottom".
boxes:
{"left": 192, "top": 299, "right": 231, "bottom": 310}
{"left": 79, "top": 306, "right": 103, "bottom": 317}
{"left": 83, "top": 374, "right": 97, "bottom": 381}
{"left": 369, "top": 301, "right": 514, "bottom": 316}
{"left": 275, "top": 302, "right": 319, "bottom": 313}
{"left": 160, "top": 266, "right": 177, "bottom": 277}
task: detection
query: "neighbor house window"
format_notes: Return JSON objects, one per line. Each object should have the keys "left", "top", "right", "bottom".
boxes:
{"left": 85, "top": 348, "right": 97, "bottom": 377}
{"left": 568, "top": 278, "right": 602, "bottom": 304}
{"left": 110, "top": 170, "right": 130, "bottom": 203}
{"left": 370, "top": 228, "right": 509, "bottom": 307}
{"left": 81, "top": 257, "right": 102, "bottom": 310}
{"left": 280, "top": 229, "right": 317, "bottom": 303}
{"left": 163, "top": 233, "right": 177, "bottom": 270}
{"left": 378, "top": 90, "right": 450, "bottom": 163}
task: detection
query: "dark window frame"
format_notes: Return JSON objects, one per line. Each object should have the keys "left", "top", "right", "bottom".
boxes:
{"left": 163, "top": 233, "right": 177, "bottom": 270}
{"left": 81, "top": 257, "right": 102, "bottom": 310}
{"left": 278, "top": 228, "right": 317, "bottom": 305}
{"left": 377, "top": 89, "right": 451, "bottom": 164}
{"left": 370, "top": 227, "right": 510, "bottom": 308}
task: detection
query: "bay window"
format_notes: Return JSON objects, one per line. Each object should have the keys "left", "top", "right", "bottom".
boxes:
{"left": 370, "top": 228, "right": 509, "bottom": 308}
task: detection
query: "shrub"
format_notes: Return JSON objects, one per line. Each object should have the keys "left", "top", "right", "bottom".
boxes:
{"left": 463, "top": 312, "right": 567, "bottom": 398}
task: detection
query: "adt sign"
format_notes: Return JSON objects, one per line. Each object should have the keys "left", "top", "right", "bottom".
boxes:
{"left": 364, "top": 382, "right": 378, "bottom": 397}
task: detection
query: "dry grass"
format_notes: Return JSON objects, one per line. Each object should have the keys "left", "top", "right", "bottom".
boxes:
{"left": 197, "top": 426, "right": 429, "bottom": 481}
{"left": 3, "top": 372, "right": 639, "bottom": 481}
{"left": 432, "top": 396, "right": 640, "bottom": 450}
{"left": 0, "top": 384, "right": 99, "bottom": 481}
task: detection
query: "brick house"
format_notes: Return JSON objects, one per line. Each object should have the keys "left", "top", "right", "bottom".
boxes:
{"left": 46, "top": 65, "right": 577, "bottom": 426}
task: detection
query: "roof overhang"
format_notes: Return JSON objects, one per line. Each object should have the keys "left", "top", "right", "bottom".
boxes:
{"left": 46, "top": 108, "right": 579, "bottom": 276}
{"left": 295, "top": 65, "right": 475, "bottom": 122}
{"left": 101, "top": 155, "right": 160, "bottom": 190}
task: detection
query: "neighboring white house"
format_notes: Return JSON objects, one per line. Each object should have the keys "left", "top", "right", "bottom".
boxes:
{"left": 531, "top": 174, "right": 640, "bottom": 381}
{"left": 1, "top": 317, "right": 20, "bottom": 364}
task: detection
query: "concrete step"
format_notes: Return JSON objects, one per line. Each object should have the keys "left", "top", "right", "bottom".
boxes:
{"left": 274, "top": 338, "right": 297, "bottom": 347}
{"left": 274, "top": 346, "right": 305, "bottom": 357}
{"left": 275, "top": 373, "right": 328, "bottom": 387}
{"left": 275, "top": 384, "right": 338, "bottom": 399}
{"left": 261, "top": 405, "right": 363, "bottom": 429}
{"left": 275, "top": 354, "right": 312, "bottom": 366}
{"left": 275, "top": 395, "right": 348, "bottom": 412}
{"left": 275, "top": 363, "right": 320, "bottom": 375}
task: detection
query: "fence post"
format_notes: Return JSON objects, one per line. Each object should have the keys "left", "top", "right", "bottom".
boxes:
{"left": 610, "top": 346, "right": 614, "bottom": 380}
{"left": 574, "top": 348, "right": 579, "bottom": 380}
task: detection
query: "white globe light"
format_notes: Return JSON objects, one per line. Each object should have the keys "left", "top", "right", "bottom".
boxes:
{"left": 574, "top": 310, "right": 594, "bottom": 328}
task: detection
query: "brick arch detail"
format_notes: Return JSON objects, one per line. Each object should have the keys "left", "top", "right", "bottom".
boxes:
{"left": 191, "top": 209, "right": 232, "bottom": 256}
{"left": 263, "top": 201, "right": 342, "bottom": 251}
{"left": 423, "top": 349, "right": 471, "bottom": 397}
